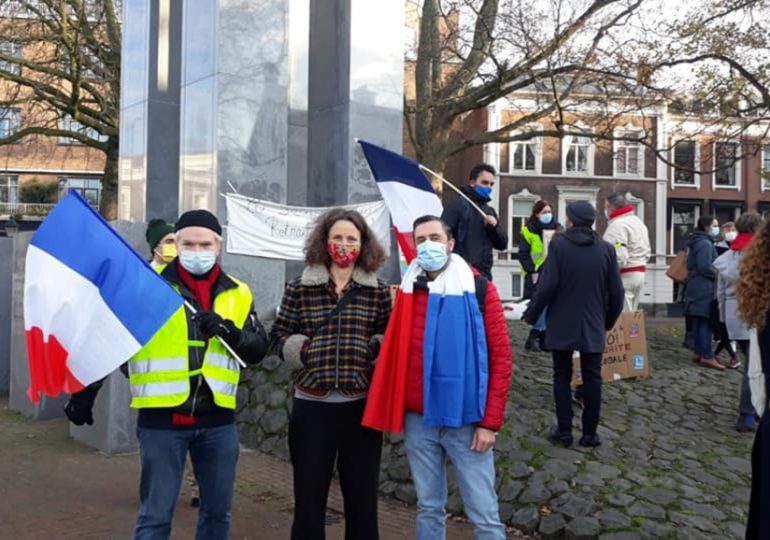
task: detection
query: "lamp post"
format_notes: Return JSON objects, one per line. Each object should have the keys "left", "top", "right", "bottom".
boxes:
{"left": 3, "top": 218, "right": 18, "bottom": 238}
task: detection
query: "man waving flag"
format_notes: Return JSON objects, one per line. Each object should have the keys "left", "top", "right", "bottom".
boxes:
{"left": 24, "top": 192, "right": 183, "bottom": 403}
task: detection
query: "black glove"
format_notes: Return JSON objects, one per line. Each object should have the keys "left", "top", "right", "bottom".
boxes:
{"left": 194, "top": 311, "right": 243, "bottom": 348}
{"left": 64, "top": 385, "right": 99, "bottom": 426}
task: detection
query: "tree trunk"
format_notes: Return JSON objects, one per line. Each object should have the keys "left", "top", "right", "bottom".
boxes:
{"left": 99, "top": 136, "right": 119, "bottom": 220}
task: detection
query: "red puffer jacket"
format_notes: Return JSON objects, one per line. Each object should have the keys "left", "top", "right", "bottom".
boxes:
{"left": 403, "top": 271, "right": 514, "bottom": 431}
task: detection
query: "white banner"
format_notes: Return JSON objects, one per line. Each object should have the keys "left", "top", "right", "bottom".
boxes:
{"left": 225, "top": 194, "right": 391, "bottom": 260}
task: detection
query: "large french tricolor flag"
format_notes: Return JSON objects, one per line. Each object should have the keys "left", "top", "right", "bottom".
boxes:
{"left": 24, "top": 193, "right": 183, "bottom": 403}
{"left": 358, "top": 140, "right": 442, "bottom": 262}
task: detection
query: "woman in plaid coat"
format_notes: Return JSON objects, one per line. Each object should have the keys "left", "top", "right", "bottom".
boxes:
{"left": 269, "top": 208, "right": 392, "bottom": 540}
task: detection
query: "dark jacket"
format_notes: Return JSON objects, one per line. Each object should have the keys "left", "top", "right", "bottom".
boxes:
{"left": 269, "top": 265, "right": 392, "bottom": 393}
{"left": 441, "top": 185, "right": 508, "bottom": 280}
{"left": 519, "top": 218, "right": 561, "bottom": 299}
{"left": 683, "top": 230, "right": 717, "bottom": 318}
{"left": 523, "top": 226, "right": 624, "bottom": 353}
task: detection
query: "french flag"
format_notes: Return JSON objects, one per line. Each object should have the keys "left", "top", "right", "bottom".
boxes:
{"left": 24, "top": 192, "right": 183, "bottom": 403}
{"left": 358, "top": 140, "right": 442, "bottom": 262}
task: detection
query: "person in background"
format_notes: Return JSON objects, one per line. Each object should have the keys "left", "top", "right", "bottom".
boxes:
{"left": 441, "top": 163, "right": 508, "bottom": 280}
{"left": 602, "top": 193, "right": 651, "bottom": 312}
{"left": 523, "top": 201, "right": 624, "bottom": 448}
{"left": 714, "top": 212, "right": 764, "bottom": 430}
{"left": 519, "top": 200, "right": 561, "bottom": 352}
{"left": 736, "top": 218, "right": 770, "bottom": 539}
{"left": 684, "top": 216, "right": 724, "bottom": 370}
{"left": 715, "top": 221, "right": 736, "bottom": 256}
{"left": 145, "top": 218, "right": 176, "bottom": 268}
{"left": 269, "top": 208, "right": 392, "bottom": 540}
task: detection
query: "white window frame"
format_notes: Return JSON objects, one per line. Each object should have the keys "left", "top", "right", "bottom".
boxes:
{"left": 712, "top": 140, "right": 741, "bottom": 191}
{"left": 556, "top": 185, "right": 600, "bottom": 228}
{"left": 63, "top": 177, "right": 102, "bottom": 207}
{"left": 670, "top": 202, "right": 701, "bottom": 255}
{"left": 613, "top": 127, "right": 643, "bottom": 178}
{"left": 562, "top": 126, "right": 594, "bottom": 176}
{"left": 59, "top": 114, "right": 107, "bottom": 145}
{"left": 671, "top": 138, "right": 701, "bottom": 189}
{"left": 760, "top": 143, "right": 770, "bottom": 192}
{"left": 0, "top": 174, "right": 19, "bottom": 204}
{"left": 0, "top": 41, "right": 22, "bottom": 75}
{"left": 506, "top": 130, "right": 541, "bottom": 175}
{"left": 0, "top": 108, "right": 21, "bottom": 138}
{"left": 507, "top": 188, "right": 540, "bottom": 252}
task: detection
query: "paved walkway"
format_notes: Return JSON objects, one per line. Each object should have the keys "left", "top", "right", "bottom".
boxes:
{"left": 0, "top": 398, "right": 509, "bottom": 539}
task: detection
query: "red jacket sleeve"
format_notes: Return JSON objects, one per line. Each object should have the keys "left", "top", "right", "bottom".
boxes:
{"left": 479, "top": 280, "right": 513, "bottom": 431}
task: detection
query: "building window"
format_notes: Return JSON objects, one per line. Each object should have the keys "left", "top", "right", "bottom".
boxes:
{"left": 625, "top": 192, "right": 645, "bottom": 223}
{"left": 762, "top": 144, "right": 770, "bottom": 191}
{"left": 614, "top": 132, "right": 642, "bottom": 176}
{"left": 0, "top": 41, "right": 22, "bottom": 75}
{"left": 671, "top": 202, "right": 700, "bottom": 254}
{"left": 510, "top": 273, "right": 522, "bottom": 299}
{"left": 0, "top": 175, "right": 19, "bottom": 203}
{"left": 59, "top": 115, "right": 107, "bottom": 145}
{"left": 508, "top": 190, "right": 539, "bottom": 251}
{"left": 63, "top": 177, "right": 102, "bottom": 207}
{"left": 714, "top": 142, "right": 739, "bottom": 188}
{"left": 511, "top": 140, "right": 538, "bottom": 173}
{"left": 557, "top": 185, "right": 600, "bottom": 227}
{"left": 0, "top": 108, "right": 21, "bottom": 138}
{"left": 564, "top": 134, "right": 592, "bottom": 174}
{"left": 673, "top": 140, "right": 698, "bottom": 186}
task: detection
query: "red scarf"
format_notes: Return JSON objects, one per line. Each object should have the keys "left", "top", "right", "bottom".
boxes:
{"left": 177, "top": 261, "right": 221, "bottom": 311}
{"left": 609, "top": 205, "right": 635, "bottom": 220}
{"left": 730, "top": 232, "right": 753, "bottom": 252}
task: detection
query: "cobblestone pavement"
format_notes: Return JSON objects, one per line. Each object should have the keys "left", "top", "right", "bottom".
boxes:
{"left": 501, "top": 320, "right": 753, "bottom": 539}
{"left": 0, "top": 398, "right": 497, "bottom": 539}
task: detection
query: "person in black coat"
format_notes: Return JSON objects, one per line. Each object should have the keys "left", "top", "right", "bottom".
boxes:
{"left": 441, "top": 163, "right": 508, "bottom": 280}
{"left": 735, "top": 219, "right": 770, "bottom": 539}
{"left": 683, "top": 215, "right": 725, "bottom": 371}
{"left": 523, "top": 201, "right": 624, "bottom": 448}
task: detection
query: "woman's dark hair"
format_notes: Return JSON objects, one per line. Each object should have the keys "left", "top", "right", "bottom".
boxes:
{"left": 304, "top": 208, "right": 387, "bottom": 272}
{"left": 697, "top": 215, "right": 716, "bottom": 232}
{"left": 528, "top": 200, "right": 551, "bottom": 223}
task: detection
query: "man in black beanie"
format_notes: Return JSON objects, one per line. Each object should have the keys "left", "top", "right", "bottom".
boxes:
{"left": 64, "top": 209, "right": 267, "bottom": 539}
{"left": 523, "top": 201, "right": 624, "bottom": 448}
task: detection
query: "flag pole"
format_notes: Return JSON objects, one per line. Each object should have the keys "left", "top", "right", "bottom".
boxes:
{"left": 184, "top": 300, "right": 248, "bottom": 368}
{"left": 418, "top": 164, "right": 488, "bottom": 218}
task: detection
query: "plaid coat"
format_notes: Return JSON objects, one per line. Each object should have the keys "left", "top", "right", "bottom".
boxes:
{"left": 269, "top": 265, "right": 392, "bottom": 393}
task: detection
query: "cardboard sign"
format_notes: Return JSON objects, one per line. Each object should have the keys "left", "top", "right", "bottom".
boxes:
{"left": 542, "top": 230, "right": 556, "bottom": 260}
{"left": 572, "top": 310, "right": 650, "bottom": 384}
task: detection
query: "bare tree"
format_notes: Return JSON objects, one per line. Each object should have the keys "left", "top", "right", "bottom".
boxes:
{"left": 0, "top": 0, "right": 121, "bottom": 218}
{"left": 406, "top": 0, "right": 770, "bottom": 179}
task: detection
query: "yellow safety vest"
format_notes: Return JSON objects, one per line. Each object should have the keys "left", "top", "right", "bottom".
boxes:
{"left": 127, "top": 268, "right": 253, "bottom": 410}
{"left": 520, "top": 225, "right": 545, "bottom": 278}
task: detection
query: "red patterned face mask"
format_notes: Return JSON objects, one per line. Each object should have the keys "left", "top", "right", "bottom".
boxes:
{"left": 327, "top": 241, "right": 360, "bottom": 268}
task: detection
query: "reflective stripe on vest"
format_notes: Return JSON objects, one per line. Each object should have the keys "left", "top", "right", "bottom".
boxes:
{"left": 520, "top": 225, "right": 545, "bottom": 278}
{"left": 127, "top": 273, "right": 253, "bottom": 410}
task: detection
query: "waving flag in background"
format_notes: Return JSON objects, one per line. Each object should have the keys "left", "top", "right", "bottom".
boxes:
{"left": 24, "top": 192, "right": 183, "bottom": 403}
{"left": 357, "top": 140, "right": 443, "bottom": 262}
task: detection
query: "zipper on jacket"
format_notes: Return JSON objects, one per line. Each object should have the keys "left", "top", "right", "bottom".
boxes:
{"left": 334, "top": 312, "right": 342, "bottom": 389}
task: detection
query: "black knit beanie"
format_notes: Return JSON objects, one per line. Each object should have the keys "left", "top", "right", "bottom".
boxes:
{"left": 174, "top": 209, "right": 222, "bottom": 235}
{"left": 566, "top": 201, "right": 596, "bottom": 227}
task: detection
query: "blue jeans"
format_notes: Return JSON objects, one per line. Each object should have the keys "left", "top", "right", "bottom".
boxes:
{"left": 403, "top": 413, "right": 505, "bottom": 540}
{"left": 533, "top": 308, "right": 547, "bottom": 332}
{"left": 134, "top": 424, "right": 239, "bottom": 540}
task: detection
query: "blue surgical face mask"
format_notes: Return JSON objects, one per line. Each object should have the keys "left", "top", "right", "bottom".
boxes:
{"left": 538, "top": 212, "right": 553, "bottom": 225}
{"left": 416, "top": 240, "right": 449, "bottom": 272}
{"left": 710, "top": 226, "right": 720, "bottom": 238}
{"left": 179, "top": 250, "right": 217, "bottom": 275}
{"left": 474, "top": 185, "right": 493, "bottom": 199}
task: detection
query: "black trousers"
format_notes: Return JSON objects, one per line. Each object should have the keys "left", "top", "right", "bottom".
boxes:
{"left": 747, "top": 412, "right": 770, "bottom": 539}
{"left": 552, "top": 350, "right": 602, "bottom": 436}
{"left": 289, "top": 397, "right": 383, "bottom": 540}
